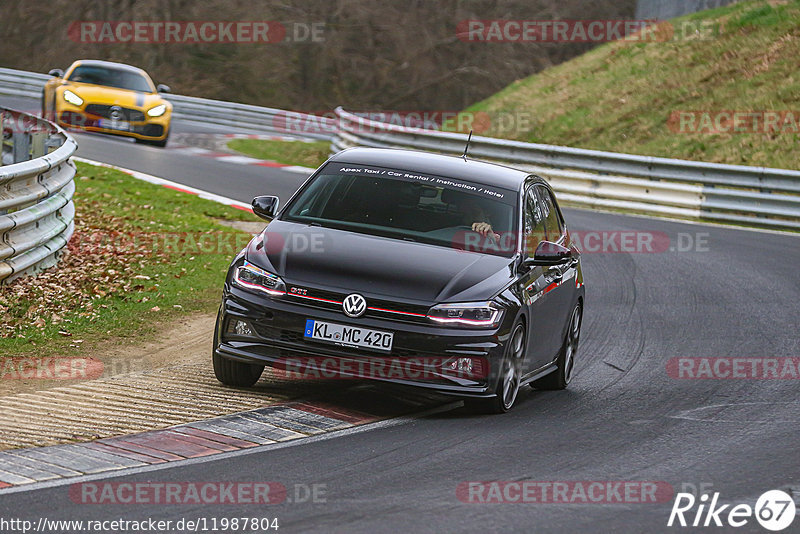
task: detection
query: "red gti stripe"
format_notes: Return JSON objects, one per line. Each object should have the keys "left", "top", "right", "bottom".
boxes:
{"left": 368, "top": 306, "right": 427, "bottom": 318}
{"left": 289, "top": 293, "right": 343, "bottom": 305}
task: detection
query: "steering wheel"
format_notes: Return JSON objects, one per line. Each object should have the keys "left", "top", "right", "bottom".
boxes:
{"left": 454, "top": 224, "right": 500, "bottom": 244}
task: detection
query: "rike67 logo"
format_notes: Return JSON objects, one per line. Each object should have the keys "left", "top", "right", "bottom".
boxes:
{"left": 668, "top": 489, "right": 796, "bottom": 531}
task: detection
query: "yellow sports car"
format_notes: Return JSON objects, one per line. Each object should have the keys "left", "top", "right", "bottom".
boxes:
{"left": 42, "top": 59, "right": 172, "bottom": 147}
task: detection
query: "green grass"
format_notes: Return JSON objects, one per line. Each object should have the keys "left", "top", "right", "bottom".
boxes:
{"left": 0, "top": 161, "right": 261, "bottom": 357}
{"left": 466, "top": 0, "right": 800, "bottom": 170}
{"left": 228, "top": 139, "right": 329, "bottom": 168}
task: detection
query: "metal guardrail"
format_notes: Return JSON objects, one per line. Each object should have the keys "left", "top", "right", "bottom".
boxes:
{"left": 2, "top": 67, "right": 797, "bottom": 231}
{"left": 0, "top": 67, "right": 334, "bottom": 141}
{"left": 332, "top": 107, "right": 800, "bottom": 231}
{"left": 0, "top": 107, "right": 77, "bottom": 284}
{"left": 0, "top": 68, "right": 50, "bottom": 100}
{"left": 166, "top": 94, "right": 335, "bottom": 140}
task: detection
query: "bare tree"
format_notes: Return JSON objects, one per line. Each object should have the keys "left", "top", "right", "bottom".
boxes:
{"left": 0, "top": 0, "right": 636, "bottom": 110}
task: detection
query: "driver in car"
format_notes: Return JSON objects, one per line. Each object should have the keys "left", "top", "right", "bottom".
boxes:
{"left": 455, "top": 194, "right": 501, "bottom": 241}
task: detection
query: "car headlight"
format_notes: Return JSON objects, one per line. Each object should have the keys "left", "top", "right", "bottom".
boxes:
{"left": 63, "top": 90, "right": 83, "bottom": 106}
{"left": 233, "top": 261, "right": 286, "bottom": 297}
{"left": 427, "top": 301, "right": 504, "bottom": 328}
{"left": 147, "top": 104, "right": 167, "bottom": 117}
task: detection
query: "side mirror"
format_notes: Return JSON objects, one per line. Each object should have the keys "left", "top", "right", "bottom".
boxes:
{"left": 157, "top": 84, "right": 171, "bottom": 93}
{"left": 48, "top": 69, "right": 64, "bottom": 78}
{"left": 523, "top": 241, "right": 572, "bottom": 267}
{"left": 252, "top": 195, "right": 279, "bottom": 220}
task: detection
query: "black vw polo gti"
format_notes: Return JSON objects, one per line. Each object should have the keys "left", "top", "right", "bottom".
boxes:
{"left": 213, "top": 147, "right": 584, "bottom": 413}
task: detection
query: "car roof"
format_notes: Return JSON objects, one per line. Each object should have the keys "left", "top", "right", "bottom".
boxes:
{"left": 329, "top": 147, "right": 533, "bottom": 191}
{"left": 72, "top": 59, "right": 149, "bottom": 76}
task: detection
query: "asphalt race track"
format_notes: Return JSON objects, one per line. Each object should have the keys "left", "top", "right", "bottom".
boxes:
{"left": 1, "top": 95, "right": 798, "bottom": 533}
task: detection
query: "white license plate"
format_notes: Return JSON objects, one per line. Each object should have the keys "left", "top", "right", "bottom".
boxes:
{"left": 304, "top": 319, "right": 393, "bottom": 352}
{"left": 99, "top": 119, "right": 130, "bottom": 131}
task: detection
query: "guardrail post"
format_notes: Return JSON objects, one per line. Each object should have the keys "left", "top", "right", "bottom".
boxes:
{"left": 0, "top": 110, "right": 5, "bottom": 167}
{"left": 45, "top": 136, "right": 64, "bottom": 153}
{"left": 31, "top": 131, "right": 46, "bottom": 158}
{"left": 12, "top": 131, "right": 31, "bottom": 163}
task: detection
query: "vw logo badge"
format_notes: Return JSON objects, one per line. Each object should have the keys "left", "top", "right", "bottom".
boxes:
{"left": 110, "top": 106, "right": 123, "bottom": 120}
{"left": 342, "top": 294, "right": 367, "bottom": 318}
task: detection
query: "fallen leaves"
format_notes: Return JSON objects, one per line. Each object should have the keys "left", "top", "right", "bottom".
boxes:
{"left": 0, "top": 170, "right": 240, "bottom": 342}
{"left": 0, "top": 207, "right": 161, "bottom": 338}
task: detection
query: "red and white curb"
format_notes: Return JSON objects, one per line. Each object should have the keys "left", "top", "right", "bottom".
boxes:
{"left": 0, "top": 401, "right": 372, "bottom": 487}
{"left": 73, "top": 156, "right": 257, "bottom": 213}
{"left": 0, "top": 399, "right": 457, "bottom": 492}
{"left": 168, "top": 145, "right": 316, "bottom": 175}
{"left": 221, "top": 133, "right": 317, "bottom": 142}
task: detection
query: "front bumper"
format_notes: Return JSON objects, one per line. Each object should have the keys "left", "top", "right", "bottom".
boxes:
{"left": 214, "top": 286, "right": 513, "bottom": 397}
{"left": 56, "top": 103, "right": 170, "bottom": 141}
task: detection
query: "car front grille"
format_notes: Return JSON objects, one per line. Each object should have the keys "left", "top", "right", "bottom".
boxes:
{"left": 283, "top": 287, "right": 430, "bottom": 324}
{"left": 84, "top": 104, "right": 145, "bottom": 122}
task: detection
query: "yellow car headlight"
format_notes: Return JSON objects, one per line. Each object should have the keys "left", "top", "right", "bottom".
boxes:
{"left": 63, "top": 90, "right": 83, "bottom": 106}
{"left": 147, "top": 104, "right": 167, "bottom": 118}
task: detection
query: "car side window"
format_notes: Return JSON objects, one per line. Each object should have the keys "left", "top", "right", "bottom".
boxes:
{"left": 536, "top": 186, "right": 565, "bottom": 242}
{"left": 524, "top": 187, "right": 547, "bottom": 255}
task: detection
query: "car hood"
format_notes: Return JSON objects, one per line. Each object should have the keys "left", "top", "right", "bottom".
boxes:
{"left": 245, "top": 220, "right": 516, "bottom": 303}
{"left": 62, "top": 83, "right": 166, "bottom": 109}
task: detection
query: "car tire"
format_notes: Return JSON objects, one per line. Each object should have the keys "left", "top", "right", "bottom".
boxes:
{"left": 465, "top": 320, "right": 526, "bottom": 414}
{"left": 532, "top": 301, "right": 582, "bottom": 391}
{"left": 135, "top": 131, "right": 169, "bottom": 148}
{"left": 212, "top": 323, "right": 264, "bottom": 387}
{"left": 213, "top": 350, "right": 264, "bottom": 387}
{"left": 151, "top": 135, "right": 168, "bottom": 148}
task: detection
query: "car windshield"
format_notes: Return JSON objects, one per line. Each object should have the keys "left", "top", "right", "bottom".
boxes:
{"left": 67, "top": 66, "right": 153, "bottom": 93}
{"left": 282, "top": 163, "right": 519, "bottom": 257}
